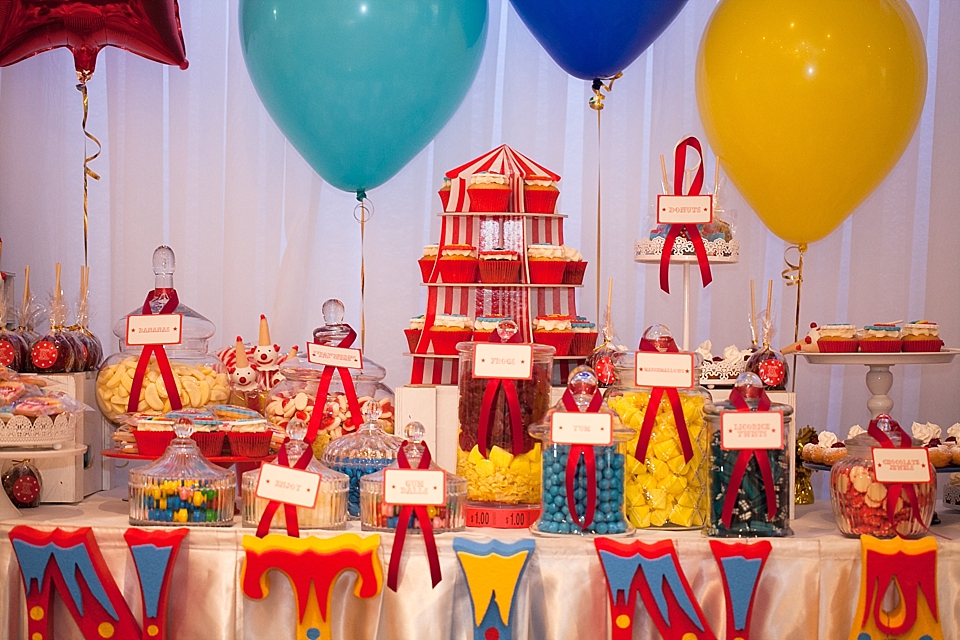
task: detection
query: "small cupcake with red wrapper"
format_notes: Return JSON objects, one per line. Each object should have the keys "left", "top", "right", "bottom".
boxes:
{"left": 418, "top": 244, "right": 439, "bottom": 282}
{"left": 570, "top": 317, "right": 598, "bottom": 356}
{"left": 134, "top": 417, "right": 177, "bottom": 457}
{"left": 189, "top": 420, "right": 227, "bottom": 458}
{"left": 404, "top": 315, "right": 425, "bottom": 352}
{"left": 901, "top": 321, "right": 943, "bottom": 352}
{"left": 816, "top": 324, "right": 859, "bottom": 353}
{"left": 467, "top": 171, "right": 511, "bottom": 212}
{"left": 561, "top": 245, "right": 586, "bottom": 285}
{"left": 227, "top": 417, "right": 272, "bottom": 458}
{"left": 859, "top": 323, "right": 903, "bottom": 352}
{"left": 438, "top": 177, "right": 452, "bottom": 211}
{"left": 533, "top": 315, "right": 574, "bottom": 356}
{"left": 527, "top": 243, "right": 565, "bottom": 284}
{"left": 437, "top": 244, "right": 479, "bottom": 283}
{"left": 427, "top": 314, "right": 472, "bottom": 355}
{"left": 523, "top": 174, "right": 559, "bottom": 213}
{"left": 472, "top": 315, "right": 511, "bottom": 342}
{"left": 478, "top": 248, "right": 520, "bottom": 283}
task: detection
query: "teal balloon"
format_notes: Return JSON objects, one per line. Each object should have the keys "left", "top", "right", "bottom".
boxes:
{"left": 239, "top": 0, "right": 487, "bottom": 193}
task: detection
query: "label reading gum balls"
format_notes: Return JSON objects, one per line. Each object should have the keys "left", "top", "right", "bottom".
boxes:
{"left": 384, "top": 469, "right": 446, "bottom": 506}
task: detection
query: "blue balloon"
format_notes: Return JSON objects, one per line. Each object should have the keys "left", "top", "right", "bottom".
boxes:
{"left": 239, "top": 0, "right": 487, "bottom": 194}
{"left": 509, "top": 0, "right": 689, "bottom": 80}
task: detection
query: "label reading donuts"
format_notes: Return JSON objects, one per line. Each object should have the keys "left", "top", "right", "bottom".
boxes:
{"left": 307, "top": 343, "right": 363, "bottom": 369}
{"left": 31, "top": 340, "right": 59, "bottom": 369}
{"left": 551, "top": 411, "right": 613, "bottom": 446}
{"left": 720, "top": 411, "right": 784, "bottom": 450}
{"left": 472, "top": 343, "right": 533, "bottom": 379}
{"left": 656, "top": 194, "right": 713, "bottom": 224}
{"left": 0, "top": 339, "right": 15, "bottom": 367}
{"left": 255, "top": 463, "right": 321, "bottom": 509}
{"left": 384, "top": 469, "right": 446, "bottom": 506}
{"left": 634, "top": 352, "right": 695, "bottom": 389}
{"left": 872, "top": 448, "right": 932, "bottom": 484}
{"left": 126, "top": 314, "right": 183, "bottom": 346}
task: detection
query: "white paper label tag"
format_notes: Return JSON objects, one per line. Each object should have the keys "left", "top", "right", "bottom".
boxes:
{"left": 720, "top": 411, "right": 784, "bottom": 450}
{"left": 656, "top": 194, "right": 713, "bottom": 224}
{"left": 126, "top": 314, "right": 183, "bottom": 346}
{"left": 384, "top": 469, "right": 446, "bottom": 506}
{"left": 550, "top": 411, "right": 613, "bottom": 446}
{"left": 634, "top": 352, "right": 695, "bottom": 389}
{"left": 472, "top": 343, "right": 534, "bottom": 380}
{"left": 255, "top": 463, "right": 321, "bottom": 509}
{"left": 872, "top": 449, "right": 932, "bottom": 484}
{"left": 307, "top": 343, "right": 363, "bottom": 369}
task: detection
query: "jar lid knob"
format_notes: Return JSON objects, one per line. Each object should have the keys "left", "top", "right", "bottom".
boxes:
{"left": 641, "top": 324, "right": 676, "bottom": 352}
{"left": 173, "top": 417, "right": 194, "bottom": 438}
{"left": 362, "top": 399, "right": 382, "bottom": 423}
{"left": 567, "top": 365, "right": 598, "bottom": 408}
{"left": 152, "top": 246, "right": 176, "bottom": 288}
{"left": 322, "top": 299, "right": 345, "bottom": 325}
{"left": 287, "top": 417, "right": 307, "bottom": 442}
{"left": 733, "top": 371, "right": 764, "bottom": 397}
{"left": 405, "top": 421, "right": 425, "bottom": 444}
{"left": 496, "top": 319, "right": 519, "bottom": 342}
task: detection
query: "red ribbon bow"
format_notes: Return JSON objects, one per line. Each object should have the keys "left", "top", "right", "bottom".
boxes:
{"left": 720, "top": 385, "right": 777, "bottom": 528}
{"left": 305, "top": 326, "right": 364, "bottom": 444}
{"left": 476, "top": 329, "right": 525, "bottom": 457}
{"left": 659, "top": 136, "right": 713, "bottom": 294}
{"left": 127, "top": 289, "right": 182, "bottom": 414}
{"left": 866, "top": 415, "right": 928, "bottom": 531}
{"left": 635, "top": 338, "right": 695, "bottom": 465}
{"left": 560, "top": 388, "right": 604, "bottom": 529}
{"left": 387, "top": 442, "right": 442, "bottom": 592}
{"left": 254, "top": 440, "right": 314, "bottom": 539}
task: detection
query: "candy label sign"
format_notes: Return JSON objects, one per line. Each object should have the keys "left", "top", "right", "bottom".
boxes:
{"left": 31, "top": 340, "right": 59, "bottom": 369}
{"left": 873, "top": 449, "right": 932, "bottom": 484}
{"left": 0, "top": 339, "right": 15, "bottom": 367}
{"left": 255, "top": 463, "right": 322, "bottom": 509}
{"left": 307, "top": 343, "right": 363, "bottom": 370}
{"left": 551, "top": 411, "right": 613, "bottom": 446}
{"left": 634, "top": 352, "right": 695, "bottom": 389}
{"left": 126, "top": 314, "right": 183, "bottom": 346}
{"left": 720, "top": 411, "right": 784, "bottom": 450}
{"left": 657, "top": 194, "right": 713, "bottom": 224}
{"left": 384, "top": 469, "right": 445, "bottom": 506}
{"left": 472, "top": 343, "right": 533, "bottom": 380}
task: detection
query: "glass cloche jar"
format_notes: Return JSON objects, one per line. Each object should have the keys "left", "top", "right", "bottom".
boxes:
{"left": 96, "top": 246, "right": 229, "bottom": 423}
{"left": 128, "top": 418, "right": 236, "bottom": 526}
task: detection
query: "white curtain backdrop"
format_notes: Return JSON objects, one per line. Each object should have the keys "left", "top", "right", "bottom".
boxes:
{"left": 0, "top": 0, "right": 957, "bottom": 438}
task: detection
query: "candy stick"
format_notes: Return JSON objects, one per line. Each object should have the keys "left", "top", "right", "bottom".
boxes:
{"left": 21, "top": 265, "right": 30, "bottom": 326}
{"left": 713, "top": 156, "right": 720, "bottom": 196}
{"left": 749, "top": 280, "right": 757, "bottom": 346}
{"left": 659, "top": 154, "right": 670, "bottom": 195}
{"left": 766, "top": 279, "right": 773, "bottom": 321}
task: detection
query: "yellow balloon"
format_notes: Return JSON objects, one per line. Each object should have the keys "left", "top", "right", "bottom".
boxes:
{"left": 696, "top": 0, "right": 926, "bottom": 246}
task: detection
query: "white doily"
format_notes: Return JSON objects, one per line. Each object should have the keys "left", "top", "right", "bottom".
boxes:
{"left": 636, "top": 235, "right": 740, "bottom": 259}
{"left": 0, "top": 412, "right": 77, "bottom": 447}
{"left": 699, "top": 359, "right": 747, "bottom": 384}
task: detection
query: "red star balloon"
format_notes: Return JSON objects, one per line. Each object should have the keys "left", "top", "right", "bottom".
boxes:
{"left": 0, "top": 0, "right": 188, "bottom": 82}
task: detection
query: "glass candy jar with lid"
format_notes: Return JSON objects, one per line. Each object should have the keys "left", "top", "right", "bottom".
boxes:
{"left": 96, "top": 246, "right": 229, "bottom": 423}
{"left": 242, "top": 418, "right": 348, "bottom": 530}
{"left": 128, "top": 418, "right": 236, "bottom": 526}
{"left": 829, "top": 415, "right": 935, "bottom": 538}
{"left": 704, "top": 373, "right": 794, "bottom": 537}
{"left": 456, "top": 319, "right": 554, "bottom": 528}
{"left": 604, "top": 324, "right": 712, "bottom": 530}
{"left": 529, "top": 366, "right": 634, "bottom": 536}
{"left": 322, "top": 401, "right": 402, "bottom": 518}
{"left": 359, "top": 421, "right": 466, "bottom": 532}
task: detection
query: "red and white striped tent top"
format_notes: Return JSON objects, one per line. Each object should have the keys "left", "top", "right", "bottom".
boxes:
{"left": 444, "top": 144, "right": 561, "bottom": 213}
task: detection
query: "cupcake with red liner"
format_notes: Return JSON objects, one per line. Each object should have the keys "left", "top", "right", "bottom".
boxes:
{"left": 816, "top": 324, "right": 859, "bottom": 353}
{"left": 227, "top": 418, "right": 272, "bottom": 457}
{"left": 527, "top": 243, "right": 565, "bottom": 284}
{"left": 859, "top": 324, "right": 903, "bottom": 352}
{"left": 561, "top": 245, "right": 587, "bottom": 285}
{"left": 437, "top": 244, "right": 479, "bottom": 283}
{"left": 478, "top": 248, "right": 520, "bottom": 283}
{"left": 472, "top": 316, "right": 512, "bottom": 342}
{"left": 190, "top": 421, "right": 227, "bottom": 458}
{"left": 438, "top": 177, "right": 452, "bottom": 211}
{"left": 523, "top": 175, "right": 559, "bottom": 213}
{"left": 418, "top": 244, "right": 439, "bottom": 282}
{"left": 427, "top": 314, "right": 473, "bottom": 355}
{"left": 901, "top": 321, "right": 943, "bottom": 352}
{"left": 570, "top": 317, "right": 599, "bottom": 356}
{"left": 467, "top": 171, "right": 511, "bottom": 212}
{"left": 134, "top": 418, "right": 177, "bottom": 457}
{"left": 404, "top": 315, "right": 425, "bottom": 352}
{"left": 533, "top": 315, "right": 574, "bottom": 356}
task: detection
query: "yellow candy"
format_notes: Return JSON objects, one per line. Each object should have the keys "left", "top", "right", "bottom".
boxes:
{"left": 467, "top": 445, "right": 485, "bottom": 466}
{"left": 649, "top": 509, "right": 669, "bottom": 527}
{"left": 488, "top": 446, "right": 514, "bottom": 469}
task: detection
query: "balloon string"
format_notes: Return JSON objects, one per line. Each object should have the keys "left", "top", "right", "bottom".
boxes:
{"left": 77, "top": 82, "right": 101, "bottom": 269}
{"left": 588, "top": 73, "right": 619, "bottom": 322}
{"left": 354, "top": 195, "right": 372, "bottom": 352}
{"left": 782, "top": 243, "right": 807, "bottom": 393}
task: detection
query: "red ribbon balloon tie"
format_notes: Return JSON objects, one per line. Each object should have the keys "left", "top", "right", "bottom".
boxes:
{"left": 128, "top": 289, "right": 182, "bottom": 414}
{"left": 255, "top": 439, "right": 315, "bottom": 539}
{"left": 866, "top": 415, "right": 928, "bottom": 532}
{"left": 721, "top": 386, "right": 777, "bottom": 528}
{"left": 659, "top": 136, "right": 713, "bottom": 294}
{"left": 560, "top": 388, "right": 604, "bottom": 530}
{"left": 635, "top": 338, "right": 694, "bottom": 465}
{"left": 387, "top": 443, "right": 442, "bottom": 592}
{"left": 477, "top": 329, "right": 525, "bottom": 457}
{"left": 305, "top": 326, "right": 364, "bottom": 445}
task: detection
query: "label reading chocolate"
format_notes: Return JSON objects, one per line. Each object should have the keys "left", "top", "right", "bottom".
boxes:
{"left": 472, "top": 343, "right": 534, "bottom": 380}
{"left": 384, "top": 469, "right": 446, "bottom": 506}
{"left": 307, "top": 343, "right": 363, "bottom": 370}
{"left": 255, "top": 463, "right": 322, "bottom": 509}
{"left": 126, "top": 314, "right": 183, "bottom": 346}
{"left": 31, "top": 340, "right": 59, "bottom": 369}
{"left": 656, "top": 194, "right": 713, "bottom": 224}
{"left": 634, "top": 352, "right": 695, "bottom": 389}
{"left": 720, "top": 411, "right": 784, "bottom": 450}
{"left": 872, "top": 449, "right": 932, "bottom": 484}
{"left": 550, "top": 411, "right": 613, "bottom": 446}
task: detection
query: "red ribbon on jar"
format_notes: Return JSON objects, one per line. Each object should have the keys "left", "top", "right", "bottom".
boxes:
{"left": 721, "top": 385, "right": 777, "bottom": 528}
{"left": 560, "top": 387, "right": 604, "bottom": 529}
{"left": 305, "top": 325, "right": 363, "bottom": 445}
{"left": 866, "top": 415, "right": 927, "bottom": 531}
{"left": 255, "top": 439, "right": 314, "bottom": 539}
{"left": 127, "top": 289, "right": 182, "bottom": 414}
{"left": 476, "top": 329, "right": 525, "bottom": 457}
{"left": 635, "top": 337, "right": 695, "bottom": 465}
{"left": 659, "top": 136, "right": 713, "bottom": 294}
{"left": 387, "top": 442, "right": 442, "bottom": 592}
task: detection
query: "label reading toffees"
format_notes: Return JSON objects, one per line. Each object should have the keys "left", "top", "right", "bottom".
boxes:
{"left": 384, "top": 469, "right": 446, "bottom": 506}
{"left": 472, "top": 343, "right": 534, "bottom": 380}
{"left": 656, "top": 194, "right": 713, "bottom": 225}
{"left": 126, "top": 314, "right": 183, "bottom": 346}
{"left": 720, "top": 411, "right": 784, "bottom": 450}
{"left": 634, "top": 352, "right": 695, "bottom": 389}
{"left": 873, "top": 448, "right": 932, "bottom": 484}
{"left": 307, "top": 343, "right": 363, "bottom": 370}
{"left": 551, "top": 411, "right": 613, "bottom": 446}
{"left": 255, "top": 463, "right": 322, "bottom": 509}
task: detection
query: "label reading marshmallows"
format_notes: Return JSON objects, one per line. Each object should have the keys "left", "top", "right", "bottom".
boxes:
{"left": 634, "top": 352, "right": 695, "bottom": 389}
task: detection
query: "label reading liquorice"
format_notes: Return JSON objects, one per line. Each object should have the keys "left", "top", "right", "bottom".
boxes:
{"left": 720, "top": 411, "right": 784, "bottom": 450}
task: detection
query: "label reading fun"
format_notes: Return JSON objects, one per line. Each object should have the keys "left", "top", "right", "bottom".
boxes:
{"left": 634, "top": 352, "right": 695, "bottom": 389}
{"left": 384, "top": 469, "right": 446, "bottom": 506}
{"left": 550, "top": 411, "right": 613, "bottom": 446}
{"left": 872, "top": 448, "right": 933, "bottom": 484}
{"left": 656, "top": 194, "right": 713, "bottom": 225}
{"left": 472, "top": 343, "right": 534, "bottom": 380}
{"left": 255, "top": 464, "right": 322, "bottom": 509}
{"left": 126, "top": 314, "right": 183, "bottom": 346}
{"left": 307, "top": 343, "right": 363, "bottom": 370}
{"left": 720, "top": 411, "right": 784, "bottom": 450}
